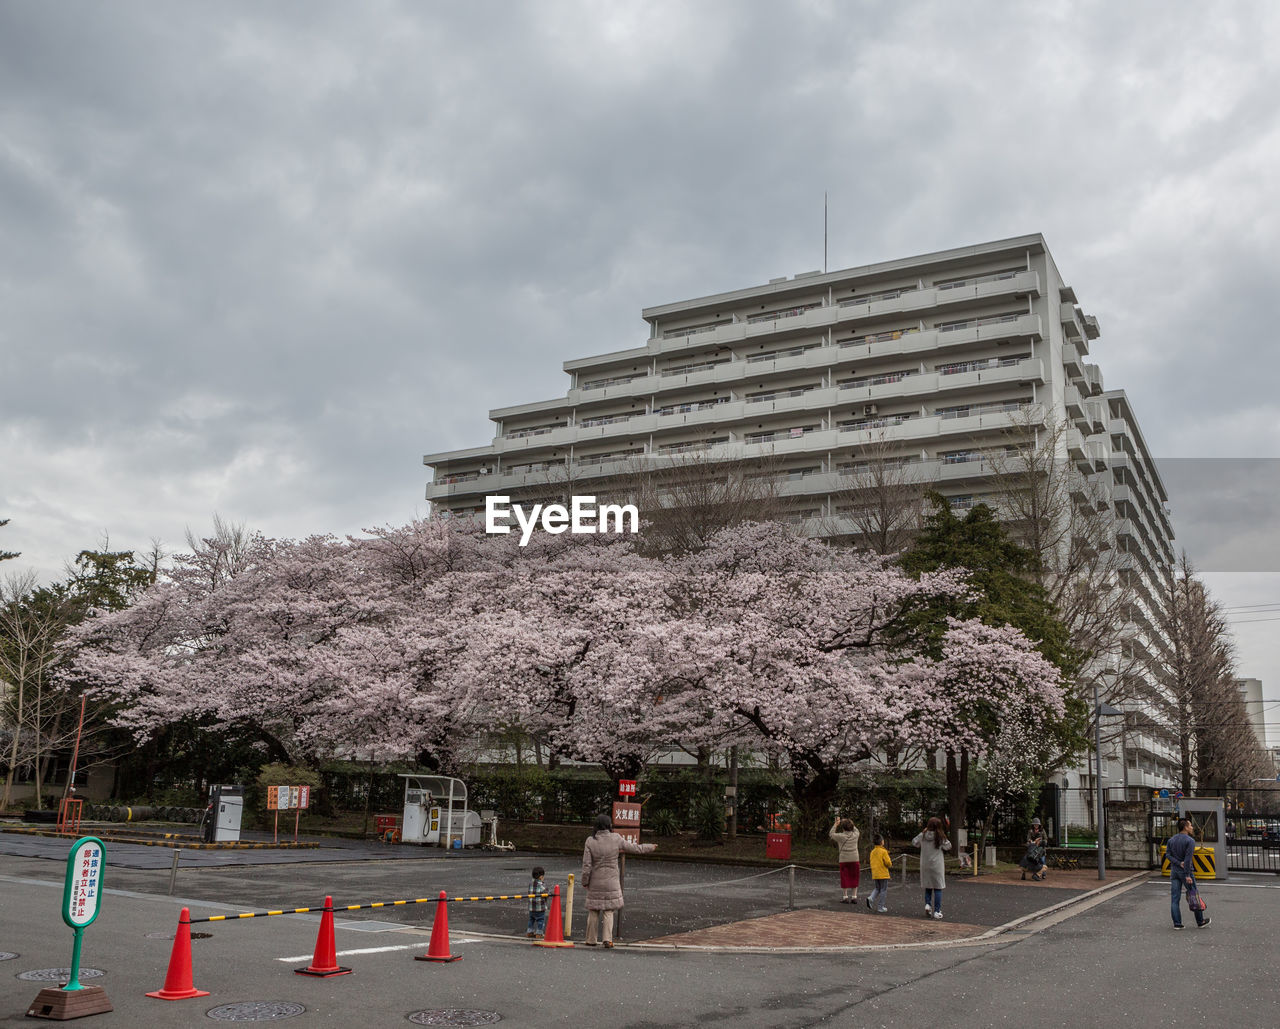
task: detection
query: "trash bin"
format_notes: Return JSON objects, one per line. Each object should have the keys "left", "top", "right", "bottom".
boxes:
{"left": 765, "top": 831, "right": 791, "bottom": 860}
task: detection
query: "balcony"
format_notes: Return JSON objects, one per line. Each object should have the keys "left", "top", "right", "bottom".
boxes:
{"left": 1083, "top": 397, "right": 1108, "bottom": 434}
{"left": 1062, "top": 342, "right": 1083, "bottom": 377}
{"left": 1084, "top": 363, "right": 1105, "bottom": 396}
{"left": 1061, "top": 302, "right": 1084, "bottom": 339}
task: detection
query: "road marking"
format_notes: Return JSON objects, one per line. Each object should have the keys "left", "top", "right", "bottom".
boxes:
{"left": 276, "top": 940, "right": 478, "bottom": 962}
{"left": 1144, "top": 879, "right": 1280, "bottom": 889}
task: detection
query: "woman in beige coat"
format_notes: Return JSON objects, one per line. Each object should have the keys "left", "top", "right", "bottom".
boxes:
{"left": 829, "top": 815, "right": 862, "bottom": 903}
{"left": 581, "top": 813, "right": 657, "bottom": 947}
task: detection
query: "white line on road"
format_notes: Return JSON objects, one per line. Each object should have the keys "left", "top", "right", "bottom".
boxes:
{"left": 276, "top": 940, "right": 477, "bottom": 962}
{"left": 1144, "top": 879, "right": 1280, "bottom": 889}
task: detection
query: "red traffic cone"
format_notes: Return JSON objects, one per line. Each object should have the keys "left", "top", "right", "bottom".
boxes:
{"left": 295, "top": 896, "right": 352, "bottom": 977}
{"left": 534, "top": 885, "right": 573, "bottom": 948}
{"left": 414, "top": 891, "right": 461, "bottom": 962}
{"left": 146, "top": 908, "right": 210, "bottom": 1000}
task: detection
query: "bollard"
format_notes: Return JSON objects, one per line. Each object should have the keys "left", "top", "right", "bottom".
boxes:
{"left": 788, "top": 864, "right": 795, "bottom": 911}
{"left": 564, "top": 873, "right": 574, "bottom": 939}
{"left": 168, "top": 850, "right": 181, "bottom": 896}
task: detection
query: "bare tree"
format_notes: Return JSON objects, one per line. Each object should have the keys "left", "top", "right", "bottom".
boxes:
{"left": 826, "top": 432, "right": 932, "bottom": 556}
{"left": 1, "top": 572, "right": 74, "bottom": 808}
{"left": 613, "top": 450, "right": 795, "bottom": 556}
{"left": 1154, "top": 553, "right": 1270, "bottom": 793}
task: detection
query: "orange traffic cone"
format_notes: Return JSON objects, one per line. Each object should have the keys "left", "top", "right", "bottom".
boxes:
{"left": 146, "top": 908, "right": 211, "bottom": 1000}
{"left": 414, "top": 891, "right": 461, "bottom": 962}
{"left": 295, "top": 896, "right": 352, "bottom": 977}
{"left": 534, "top": 885, "right": 573, "bottom": 948}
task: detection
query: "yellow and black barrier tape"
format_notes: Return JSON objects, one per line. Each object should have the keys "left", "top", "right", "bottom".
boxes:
{"left": 188, "top": 892, "right": 554, "bottom": 924}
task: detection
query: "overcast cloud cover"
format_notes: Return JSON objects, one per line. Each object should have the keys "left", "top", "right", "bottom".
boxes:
{"left": 2, "top": 1, "right": 1278, "bottom": 732}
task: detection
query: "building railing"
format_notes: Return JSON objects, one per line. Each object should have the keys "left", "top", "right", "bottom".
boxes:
{"left": 662, "top": 323, "right": 721, "bottom": 339}
{"left": 580, "top": 373, "right": 644, "bottom": 391}
{"left": 579, "top": 413, "right": 639, "bottom": 428}
{"left": 660, "top": 360, "right": 730, "bottom": 377}
{"left": 504, "top": 425, "right": 562, "bottom": 440}
{"left": 746, "top": 387, "right": 818, "bottom": 404}
{"left": 655, "top": 397, "right": 730, "bottom": 416}
{"left": 744, "top": 427, "right": 819, "bottom": 444}
{"left": 746, "top": 344, "right": 821, "bottom": 363}
{"left": 839, "top": 327, "right": 921, "bottom": 347}
{"left": 936, "top": 355, "right": 1026, "bottom": 376}
{"left": 838, "top": 414, "right": 911, "bottom": 432}
{"left": 839, "top": 370, "right": 915, "bottom": 389}
{"left": 935, "top": 268, "right": 1021, "bottom": 291}
{"left": 746, "top": 302, "right": 822, "bottom": 325}
{"left": 837, "top": 286, "right": 918, "bottom": 307}
{"left": 936, "top": 311, "right": 1022, "bottom": 333}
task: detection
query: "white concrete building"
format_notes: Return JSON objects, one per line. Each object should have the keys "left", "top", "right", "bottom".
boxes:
{"left": 424, "top": 233, "right": 1180, "bottom": 822}
{"left": 1237, "top": 677, "right": 1268, "bottom": 750}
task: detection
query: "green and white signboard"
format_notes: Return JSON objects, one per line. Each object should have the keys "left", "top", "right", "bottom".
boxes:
{"left": 61, "top": 836, "right": 105, "bottom": 989}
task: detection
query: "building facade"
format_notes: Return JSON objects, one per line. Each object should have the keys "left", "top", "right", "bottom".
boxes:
{"left": 424, "top": 233, "right": 1180, "bottom": 820}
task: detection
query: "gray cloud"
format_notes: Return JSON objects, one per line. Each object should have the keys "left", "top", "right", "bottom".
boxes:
{"left": 2, "top": 0, "right": 1278, "bottom": 691}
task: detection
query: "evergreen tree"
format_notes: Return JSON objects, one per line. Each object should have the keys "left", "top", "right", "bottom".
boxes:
{"left": 897, "top": 493, "right": 1085, "bottom": 844}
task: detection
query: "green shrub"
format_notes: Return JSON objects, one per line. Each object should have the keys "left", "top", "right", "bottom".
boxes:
{"left": 691, "top": 794, "right": 724, "bottom": 841}
{"left": 648, "top": 808, "right": 682, "bottom": 838}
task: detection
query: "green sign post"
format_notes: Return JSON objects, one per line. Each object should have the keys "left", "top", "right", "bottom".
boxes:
{"left": 61, "top": 836, "right": 105, "bottom": 989}
{"left": 26, "top": 835, "right": 113, "bottom": 1020}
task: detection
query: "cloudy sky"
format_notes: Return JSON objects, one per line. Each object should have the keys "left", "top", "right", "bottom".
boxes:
{"left": 2, "top": 2, "right": 1278, "bottom": 737}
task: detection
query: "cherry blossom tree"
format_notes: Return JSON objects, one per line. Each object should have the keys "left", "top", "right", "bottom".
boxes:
{"left": 63, "top": 516, "right": 1070, "bottom": 835}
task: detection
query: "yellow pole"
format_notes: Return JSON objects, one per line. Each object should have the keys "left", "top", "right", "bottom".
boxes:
{"left": 564, "top": 873, "right": 575, "bottom": 938}
{"left": 972, "top": 843, "right": 978, "bottom": 876}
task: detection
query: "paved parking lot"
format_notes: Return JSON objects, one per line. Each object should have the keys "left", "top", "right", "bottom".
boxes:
{"left": 4, "top": 829, "right": 1279, "bottom": 1027}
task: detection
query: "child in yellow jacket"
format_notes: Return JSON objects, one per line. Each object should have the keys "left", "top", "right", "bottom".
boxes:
{"left": 866, "top": 834, "right": 892, "bottom": 913}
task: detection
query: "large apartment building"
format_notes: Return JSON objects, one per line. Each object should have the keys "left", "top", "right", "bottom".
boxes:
{"left": 424, "top": 234, "right": 1180, "bottom": 817}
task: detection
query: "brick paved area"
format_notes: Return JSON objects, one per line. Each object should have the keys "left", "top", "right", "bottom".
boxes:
{"left": 641, "top": 907, "right": 987, "bottom": 949}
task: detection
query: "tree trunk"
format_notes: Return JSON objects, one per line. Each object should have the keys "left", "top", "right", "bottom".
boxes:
{"left": 946, "top": 749, "right": 969, "bottom": 849}
{"left": 789, "top": 752, "right": 840, "bottom": 843}
{"left": 884, "top": 746, "right": 903, "bottom": 828}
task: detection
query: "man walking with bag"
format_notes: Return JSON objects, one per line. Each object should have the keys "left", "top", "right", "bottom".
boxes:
{"left": 1166, "top": 817, "right": 1211, "bottom": 930}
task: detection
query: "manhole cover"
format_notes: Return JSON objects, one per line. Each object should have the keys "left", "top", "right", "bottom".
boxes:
{"left": 207, "top": 1001, "right": 306, "bottom": 1022}
{"left": 408, "top": 1012, "right": 502, "bottom": 1027}
{"left": 0, "top": 953, "right": 18, "bottom": 961}
{"left": 17, "top": 967, "right": 105, "bottom": 982}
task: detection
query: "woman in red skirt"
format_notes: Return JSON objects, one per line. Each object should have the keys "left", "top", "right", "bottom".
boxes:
{"left": 829, "top": 815, "right": 862, "bottom": 903}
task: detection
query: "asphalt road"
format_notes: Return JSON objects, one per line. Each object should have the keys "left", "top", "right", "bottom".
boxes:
{"left": 2, "top": 835, "right": 1278, "bottom": 1027}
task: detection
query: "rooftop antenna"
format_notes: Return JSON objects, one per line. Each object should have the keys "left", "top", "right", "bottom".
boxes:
{"left": 824, "top": 191, "right": 828, "bottom": 273}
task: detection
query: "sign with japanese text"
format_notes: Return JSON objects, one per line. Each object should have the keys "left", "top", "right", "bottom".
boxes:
{"left": 267, "top": 785, "right": 312, "bottom": 810}
{"left": 612, "top": 801, "right": 641, "bottom": 844}
{"left": 62, "top": 837, "right": 105, "bottom": 929}
{"left": 618, "top": 780, "right": 637, "bottom": 797}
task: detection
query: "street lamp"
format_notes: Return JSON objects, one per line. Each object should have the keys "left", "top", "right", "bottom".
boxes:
{"left": 1093, "top": 680, "right": 1123, "bottom": 881}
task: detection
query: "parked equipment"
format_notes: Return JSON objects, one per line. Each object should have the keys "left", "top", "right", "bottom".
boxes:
{"left": 397, "top": 775, "right": 481, "bottom": 847}
{"left": 206, "top": 784, "right": 244, "bottom": 843}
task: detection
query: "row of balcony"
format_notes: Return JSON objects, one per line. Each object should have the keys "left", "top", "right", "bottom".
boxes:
{"left": 560, "top": 313, "right": 1048, "bottom": 412}
{"left": 497, "top": 358, "right": 1046, "bottom": 453}
{"left": 633, "top": 268, "right": 1043, "bottom": 366}
{"left": 428, "top": 405, "right": 1052, "bottom": 500}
